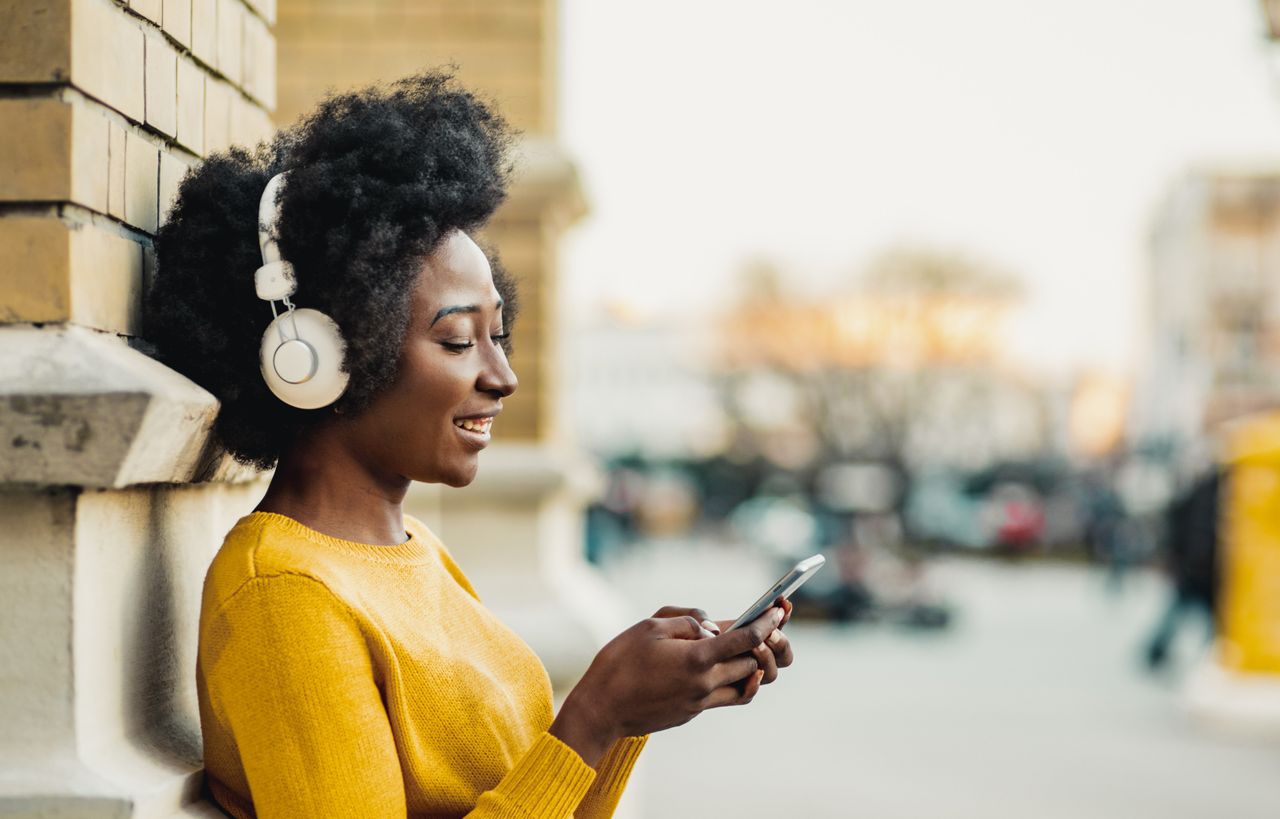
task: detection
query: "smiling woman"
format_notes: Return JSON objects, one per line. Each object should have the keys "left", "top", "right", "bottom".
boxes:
{"left": 144, "top": 69, "right": 795, "bottom": 819}
{"left": 355, "top": 230, "right": 517, "bottom": 488}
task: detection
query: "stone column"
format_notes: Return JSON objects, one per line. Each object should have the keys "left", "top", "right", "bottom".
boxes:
{"left": 0, "top": 0, "right": 275, "bottom": 813}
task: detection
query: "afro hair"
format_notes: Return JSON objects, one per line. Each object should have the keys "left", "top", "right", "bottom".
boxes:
{"left": 146, "top": 70, "right": 517, "bottom": 471}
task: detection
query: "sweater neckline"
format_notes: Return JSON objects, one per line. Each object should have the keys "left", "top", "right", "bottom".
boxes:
{"left": 245, "top": 510, "right": 433, "bottom": 564}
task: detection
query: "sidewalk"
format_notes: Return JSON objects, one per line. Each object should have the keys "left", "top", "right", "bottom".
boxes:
{"left": 601, "top": 540, "right": 1280, "bottom": 818}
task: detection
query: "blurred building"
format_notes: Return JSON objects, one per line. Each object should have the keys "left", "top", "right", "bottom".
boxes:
{"left": 716, "top": 255, "right": 1048, "bottom": 472}
{"left": 1180, "top": 0, "right": 1280, "bottom": 737}
{"left": 1135, "top": 169, "right": 1280, "bottom": 451}
{"left": 567, "top": 308, "right": 728, "bottom": 458}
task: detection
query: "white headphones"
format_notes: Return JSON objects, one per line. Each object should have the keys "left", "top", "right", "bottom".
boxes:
{"left": 255, "top": 172, "right": 350, "bottom": 409}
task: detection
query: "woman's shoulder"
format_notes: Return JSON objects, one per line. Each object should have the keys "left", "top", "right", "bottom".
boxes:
{"left": 201, "top": 511, "right": 350, "bottom": 616}
{"left": 205, "top": 512, "right": 469, "bottom": 613}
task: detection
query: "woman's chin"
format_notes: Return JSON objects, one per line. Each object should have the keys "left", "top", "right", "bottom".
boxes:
{"left": 435, "top": 460, "right": 480, "bottom": 488}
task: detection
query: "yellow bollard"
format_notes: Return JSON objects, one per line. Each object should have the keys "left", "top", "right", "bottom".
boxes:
{"left": 1221, "top": 412, "right": 1280, "bottom": 674}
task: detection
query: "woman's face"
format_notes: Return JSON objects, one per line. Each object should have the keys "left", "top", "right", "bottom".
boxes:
{"left": 349, "top": 229, "right": 518, "bottom": 487}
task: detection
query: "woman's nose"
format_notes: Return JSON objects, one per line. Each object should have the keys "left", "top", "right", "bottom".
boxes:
{"left": 478, "top": 345, "right": 518, "bottom": 397}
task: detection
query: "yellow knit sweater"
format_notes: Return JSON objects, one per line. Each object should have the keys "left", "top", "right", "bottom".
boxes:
{"left": 196, "top": 511, "right": 646, "bottom": 818}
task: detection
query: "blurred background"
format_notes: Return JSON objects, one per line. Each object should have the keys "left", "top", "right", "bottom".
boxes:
{"left": 5, "top": 0, "right": 1280, "bottom": 816}
{"left": 554, "top": 1, "right": 1280, "bottom": 816}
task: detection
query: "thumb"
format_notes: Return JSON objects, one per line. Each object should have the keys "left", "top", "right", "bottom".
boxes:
{"left": 657, "top": 615, "right": 718, "bottom": 640}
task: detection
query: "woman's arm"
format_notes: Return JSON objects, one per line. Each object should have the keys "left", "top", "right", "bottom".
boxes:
{"left": 571, "top": 735, "right": 650, "bottom": 819}
{"left": 203, "top": 574, "right": 408, "bottom": 817}
{"left": 547, "top": 608, "right": 785, "bottom": 759}
{"left": 553, "top": 602, "right": 794, "bottom": 819}
{"left": 203, "top": 574, "right": 604, "bottom": 819}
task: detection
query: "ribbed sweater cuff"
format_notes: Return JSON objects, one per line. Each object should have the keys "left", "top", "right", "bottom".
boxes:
{"left": 592, "top": 735, "right": 649, "bottom": 797}
{"left": 494, "top": 731, "right": 597, "bottom": 817}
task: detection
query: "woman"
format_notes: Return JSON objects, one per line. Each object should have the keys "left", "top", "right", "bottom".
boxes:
{"left": 147, "top": 71, "right": 794, "bottom": 818}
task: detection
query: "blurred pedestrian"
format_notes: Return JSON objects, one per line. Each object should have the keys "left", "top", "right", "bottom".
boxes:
{"left": 1144, "top": 467, "right": 1221, "bottom": 669}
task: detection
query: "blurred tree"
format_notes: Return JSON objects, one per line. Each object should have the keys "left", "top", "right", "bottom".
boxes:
{"left": 717, "top": 245, "right": 1045, "bottom": 489}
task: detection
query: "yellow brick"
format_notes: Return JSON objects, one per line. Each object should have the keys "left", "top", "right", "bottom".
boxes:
{"left": 130, "top": 0, "right": 163, "bottom": 25}
{"left": 69, "top": 221, "right": 144, "bottom": 334}
{"left": 124, "top": 133, "right": 159, "bottom": 233}
{"left": 163, "top": 0, "right": 192, "bottom": 47}
{"left": 240, "top": 11, "right": 275, "bottom": 110}
{"left": 0, "top": 217, "right": 142, "bottom": 334}
{"left": 72, "top": 0, "right": 146, "bottom": 122}
{"left": 158, "top": 152, "right": 189, "bottom": 226}
{"left": 108, "top": 123, "right": 126, "bottom": 219}
{"left": 217, "top": 0, "right": 242, "bottom": 85}
{"left": 0, "top": 0, "right": 72, "bottom": 83}
{"left": 0, "top": 0, "right": 147, "bottom": 121}
{"left": 176, "top": 57, "right": 206, "bottom": 154}
{"left": 0, "top": 98, "right": 115, "bottom": 213}
{"left": 247, "top": 0, "right": 274, "bottom": 26}
{"left": 0, "top": 99, "right": 71, "bottom": 202}
{"left": 230, "top": 96, "right": 272, "bottom": 148}
{"left": 0, "top": 218, "right": 72, "bottom": 324}
{"left": 144, "top": 34, "right": 178, "bottom": 137}
{"left": 203, "top": 78, "right": 233, "bottom": 154}
{"left": 191, "top": 0, "right": 217, "bottom": 65}
{"left": 70, "top": 104, "right": 110, "bottom": 213}
{"left": 280, "top": 10, "right": 377, "bottom": 43}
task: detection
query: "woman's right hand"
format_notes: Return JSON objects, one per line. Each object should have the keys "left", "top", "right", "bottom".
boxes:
{"left": 549, "top": 606, "right": 786, "bottom": 766}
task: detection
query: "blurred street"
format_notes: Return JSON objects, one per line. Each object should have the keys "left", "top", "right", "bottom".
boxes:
{"left": 603, "top": 540, "right": 1280, "bottom": 819}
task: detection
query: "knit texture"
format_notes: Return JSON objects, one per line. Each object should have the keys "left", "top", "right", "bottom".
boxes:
{"left": 196, "top": 511, "right": 647, "bottom": 818}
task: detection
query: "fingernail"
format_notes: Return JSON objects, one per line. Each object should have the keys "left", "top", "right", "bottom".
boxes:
{"left": 773, "top": 608, "right": 785, "bottom": 622}
{"left": 698, "top": 627, "right": 716, "bottom": 639}
{"left": 701, "top": 620, "right": 721, "bottom": 635}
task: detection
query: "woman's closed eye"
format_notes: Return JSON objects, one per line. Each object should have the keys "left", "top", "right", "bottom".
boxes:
{"left": 441, "top": 331, "right": 509, "bottom": 353}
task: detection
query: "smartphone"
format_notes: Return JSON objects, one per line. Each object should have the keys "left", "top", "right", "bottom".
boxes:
{"left": 726, "top": 554, "right": 826, "bottom": 631}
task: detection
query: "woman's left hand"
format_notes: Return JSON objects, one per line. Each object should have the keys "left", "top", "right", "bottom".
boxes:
{"left": 652, "top": 599, "right": 795, "bottom": 686}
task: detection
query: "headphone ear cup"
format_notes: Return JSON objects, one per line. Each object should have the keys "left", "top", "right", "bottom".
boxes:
{"left": 259, "top": 308, "right": 351, "bottom": 409}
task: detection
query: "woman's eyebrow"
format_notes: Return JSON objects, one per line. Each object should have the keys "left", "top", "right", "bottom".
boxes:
{"left": 429, "top": 299, "right": 504, "bottom": 327}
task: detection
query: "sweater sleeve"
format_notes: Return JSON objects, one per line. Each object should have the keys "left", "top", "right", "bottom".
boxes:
{"left": 203, "top": 574, "right": 408, "bottom": 818}
{"left": 573, "top": 735, "right": 650, "bottom": 818}
{"left": 203, "top": 573, "right": 601, "bottom": 819}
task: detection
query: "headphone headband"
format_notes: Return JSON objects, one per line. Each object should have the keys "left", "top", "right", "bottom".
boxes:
{"left": 258, "top": 172, "right": 287, "bottom": 265}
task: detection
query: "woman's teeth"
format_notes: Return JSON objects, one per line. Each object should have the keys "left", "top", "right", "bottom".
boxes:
{"left": 455, "top": 417, "right": 492, "bottom": 434}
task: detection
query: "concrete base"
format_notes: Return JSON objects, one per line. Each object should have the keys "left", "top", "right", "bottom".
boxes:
{"left": 1184, "top": 647, "right": 1280, "bottom": 739}
{"left": 0, "top": 481, "right": 265, "bottom": 817}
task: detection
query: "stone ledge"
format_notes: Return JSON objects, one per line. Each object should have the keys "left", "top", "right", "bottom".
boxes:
{"left": 0, "top": 325, "right": 257, "bottom": 487}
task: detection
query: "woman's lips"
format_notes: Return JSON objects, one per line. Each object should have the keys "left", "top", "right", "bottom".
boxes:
{"left": 453, "top": 416, "right": 493, "bottom": 447}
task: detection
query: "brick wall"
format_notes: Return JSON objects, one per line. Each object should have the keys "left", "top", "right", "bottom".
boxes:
{"left": 0, "top": 0, "right": 277, "bottom": 337}
{"left": 0, "top": 2, "right": 279, "bottom": 812}
{"left": 275, "top": 0, "right": 554, "bottom": 134}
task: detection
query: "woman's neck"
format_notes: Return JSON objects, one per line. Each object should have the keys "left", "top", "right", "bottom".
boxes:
{"left": 255, "top": 427, "right": 413, "bottom": 546}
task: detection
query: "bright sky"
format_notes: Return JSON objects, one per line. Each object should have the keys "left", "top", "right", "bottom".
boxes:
{"left": 558, "top": 0, "right": 1280, "bottom": 375}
